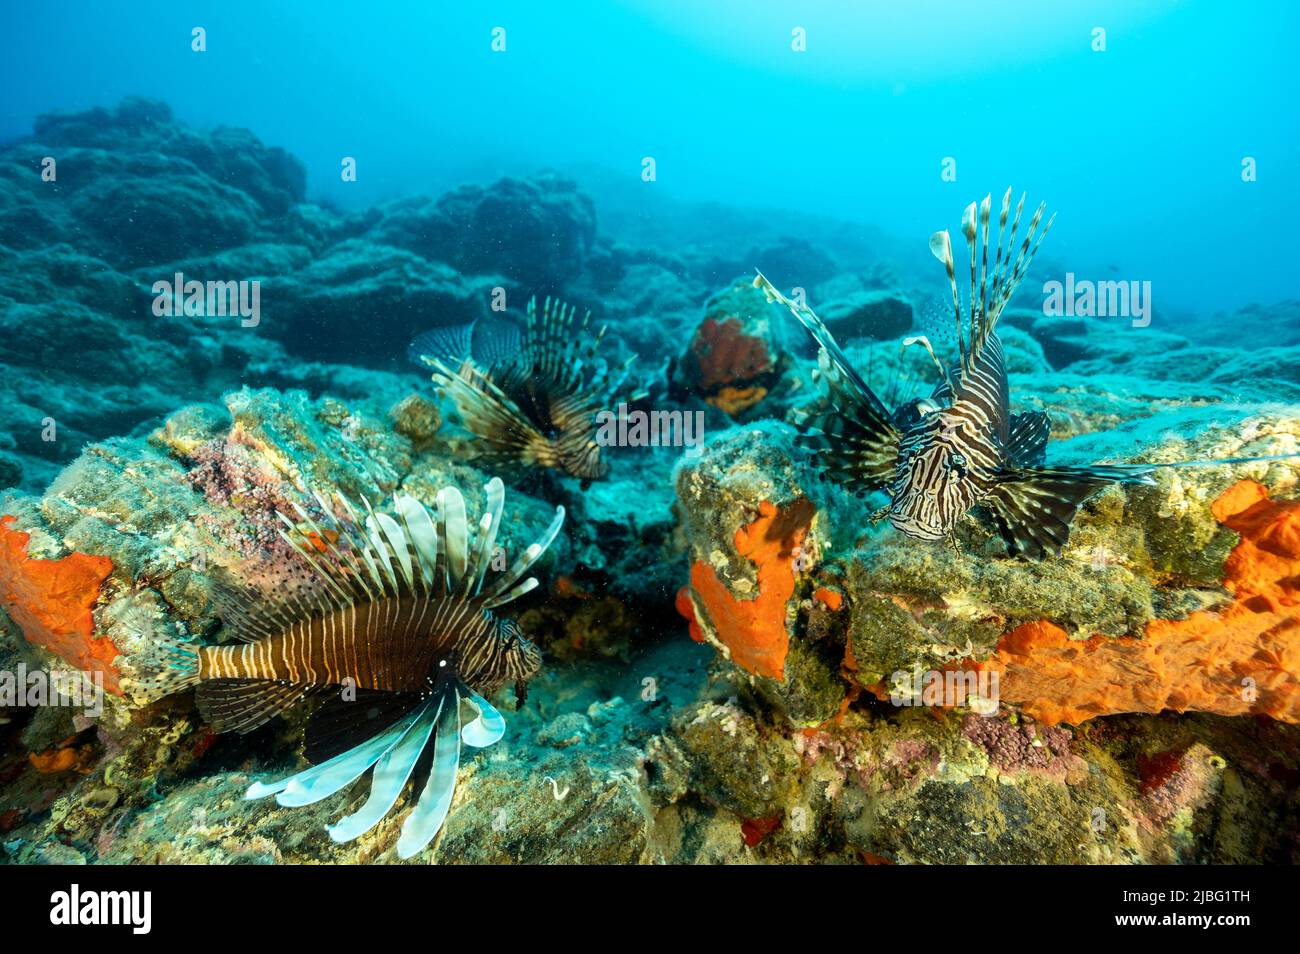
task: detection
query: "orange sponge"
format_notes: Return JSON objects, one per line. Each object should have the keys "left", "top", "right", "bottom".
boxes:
{"left": 679, "top": 499, "right": 814, "bottom": 680}
{"left": 0, "top": 516, "right": 119, "bottom": 695}
{"left": 984, "top": 481, "right": 1300, "bottom": 725}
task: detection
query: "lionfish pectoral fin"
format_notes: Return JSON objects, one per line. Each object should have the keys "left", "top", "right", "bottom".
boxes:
{"left": 396, "top": 686, "right": 463, "bottom": 859}
{"left": 462, "top": 690, "right": 506, "bottom": 747}
{"left": 984, "top": 465, "right": 1138, "bottom": 559}
{"left": 428, "top": 356, "right": 551, "bottom": 471}
{"left": 196, "top": 680, "right": 318, "bottom": 735}
{"left": 753, "top": 272, "right": 901, "bottom": 493}
{"left": 303, "top": 689, "right": 426, "bottom": 764}
{"left": 470, "top": 315, "right": 525, "bottom": 368}
{"left": 246, "top": 702, "right": 427, "bottom": 806}
{"left": 327, "top": 696, "right": 443, "bottom": 844}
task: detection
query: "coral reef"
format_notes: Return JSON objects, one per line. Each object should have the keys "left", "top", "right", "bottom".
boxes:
{"left": 2, "top": 98, "right": 1299, "bottom": 865}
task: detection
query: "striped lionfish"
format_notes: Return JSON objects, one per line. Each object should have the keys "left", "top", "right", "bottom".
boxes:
{"left": 757, "top": 188, "right": 1293, "bottom": 558}
{"left": 413, "top": 296, "right": 636, "bottom": 482}
{"left": 123, "top": 478, "right": 564, "bottom": 858}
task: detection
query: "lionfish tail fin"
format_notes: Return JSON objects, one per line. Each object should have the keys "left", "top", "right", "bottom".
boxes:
{"left": 409, "top": 316, "right": 523, "bottom": 372}
{"left": 985, "top": 464, "right": 1146, "bottom": 559}
{"left": 117, "top": 634, "right": 201, "bottom": 705}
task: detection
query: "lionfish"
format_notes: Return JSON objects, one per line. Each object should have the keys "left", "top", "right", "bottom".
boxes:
{"left": 123, "top": 478, "right": 564, "bottom": 858}
{"left": 758, "top": 188, "right": 1294, "bottom": 558}
{"left": 413, "top": 296, "right": 636, "bottom": 481}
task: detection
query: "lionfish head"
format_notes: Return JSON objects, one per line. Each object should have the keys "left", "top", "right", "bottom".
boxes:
{"left": 499, "top": 618, "right": 544, "bottom": 682}
{"left": 888, "top": 412, "right": 984, "bottom": 541}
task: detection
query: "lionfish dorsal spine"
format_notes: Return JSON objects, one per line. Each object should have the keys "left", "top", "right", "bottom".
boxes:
{"left": 459, "top": 477, "right": 505, "bottom": 598}
{"left": 961, "top": 200, "right": 978, "bottom": 361}
{"left": 436, "top": 486, "right": 470, "bottom": 587}
{"left": 987, "top": 187, "right": 1013, "bottom": 320}
{"left": 478, "top": 502, "right": 566, "bottom": 606}
{"left": 393, "top": 492, "right": 439, "bottom": 593}
{"left": 977, "top": 193, "right": 992, "bottom": 339}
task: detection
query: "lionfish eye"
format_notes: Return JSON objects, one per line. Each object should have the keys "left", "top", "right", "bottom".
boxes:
{"left": 948, "top": 453, "right": 968, "bottom": 477}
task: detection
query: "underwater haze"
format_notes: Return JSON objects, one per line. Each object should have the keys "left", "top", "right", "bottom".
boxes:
{"left": 3, "top": 0, "right": 1298, "bottom": 313}
{"left": 1, "top": 1, "right": 1299, "bottom": 874}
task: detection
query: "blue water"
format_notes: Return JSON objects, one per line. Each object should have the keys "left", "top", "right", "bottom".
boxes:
{"left": 2, "top": 0, "right": 1297, "bottom": 313}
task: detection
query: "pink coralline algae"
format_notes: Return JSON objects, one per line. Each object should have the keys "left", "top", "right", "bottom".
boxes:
{"left": 185, "top": 436, "right": 302, "bottom": 560}
{"left": 795, "top": 729, "right": 939, "bottom": 793}
{"left": 961, "top": 712, "right": 1087, "bottom": 783}
{"left": 1134, "top": 744, "right": 1222, "bottom": 831}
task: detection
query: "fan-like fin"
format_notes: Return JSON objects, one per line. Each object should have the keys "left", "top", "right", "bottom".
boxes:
{"left": 1006, "top": 411, "right": 1051, "bottom": 467}
{"left": 754, "top": 271, "right": 893, "bottom": 419}
{"left": 256, "top": 705, "right": 426, "bottom": 807}
{"left": 394, "top": 493, "right": 438, "bottom": 589}
{"left": 984, "top": 465, "right": 1152, "bottom": 559}
{"left": 370, "top": 511, "right": 415, "bottom": 592}
{"left": 481, "top": 576, "right": 538, "bottom": 611}
{"left": 479, "top": 503, "right": 566, "bottom": 602}
{"left": 408, "top": 321, "right": 476, "bottom": 370}
{"left": 208, "top": 570, "right": 335, "bottom": 644}
{"left": 462, "top": 477, "right": 505, "bottom": 598}
{"left": 327, "top": 696, "right": 442, "bottom": 844}
{"left": 396, "top": 687, "right": 463, "bottom": 859}
{"left": 462, "top": 690, "right": 506, "bottom": 748}
{"left": 303, "top": 688, "right": 425, "bottom": 765}
{"left": 429, "top": 358, "right": 554, "bottom": 471}
{"left": 438, "top": 487, "right": 469, "bottom": 587}
{"left": 755, "top": 272, "right": 902, "bottom": 492}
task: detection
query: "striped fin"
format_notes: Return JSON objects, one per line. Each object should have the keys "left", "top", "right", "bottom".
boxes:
{"left": 409, "top": 322, "right": 476, "bottom": 370}
{"left": 327, "top": 696, "right": 442, "bottom": 844}
{"left": 461, "top": 478, "right": 505, "bottom": 598}
{"left": 196, "top": 680, "right": 318, "bottom": 735}
{"left": 931, "top": 189, "right": 1055, "bottom": 382}
{"left": 429, "top": 357, "right": 554, "bottom": 471}
{"left": 396, "top": 686, "right": 463, "bottom": 859}
{"left": 472, "top": 315, "right": 526, "bottom": 368}
{"left": 461, "top": 690, "right": 505, "bottom": 747}
{"left": 394, "top": 493, "right": 439, "bottom": 590}
{"left": 408, "top": 316, "right": 524, "bottom": 372}
{"left": 479, "top": 501, "right": 566, "bottom": 609}
{"left": 755, "top": 271, "right": 902, "bottom": 492}
{"left": 246, "top": 703, "right": 427, "bottom": 803}
{"left": 273, "top": 479, "right": 550, "bottom": 615}
{"left": 304, "top": 689, "right": 425, "bottom": 765}
{"left": 984, "top": 464, "right": 1154, "bottom": 558}
{"left": 928, "top": 229, "right": 967, "bottom": 371}
{"left": 437, "top": 486, "right": 469, "bottom": 588}
{"left": 249, "top": 679, "right": 510, "bottom": 856}
{"left": 755, "top": 271, "right": 892, "bottom": 419}
{"left": 117, "top": 634, "right": 201, "bottom": 704}
{"left": 1005, "top": 411, "right": 1052, "bottom": 467}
